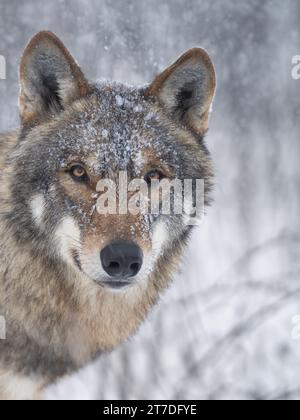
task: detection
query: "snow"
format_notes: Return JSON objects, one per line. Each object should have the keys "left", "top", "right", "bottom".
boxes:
{"left": 1, "top": 0, "right": 300, "bottom": 400}
{"left": 115, "top": 95, "right": 125, "bottom": 107}
{"left": 101, "top": 129, "right": 109, "bottom": 139}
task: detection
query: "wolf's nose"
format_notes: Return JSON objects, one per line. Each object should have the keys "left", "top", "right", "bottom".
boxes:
{"left": 100, "top": 242, "right": 143, "bottom": 279}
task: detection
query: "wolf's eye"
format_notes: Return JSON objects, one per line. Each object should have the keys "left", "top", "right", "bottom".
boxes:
{"left": 144, "top": 170, "right": 165, "bottom": 184}
{"left": 69, "top": 165, "right": 88, "bottom": 182}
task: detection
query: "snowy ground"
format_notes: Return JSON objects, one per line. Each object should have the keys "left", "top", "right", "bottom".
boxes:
{"left": 1, "top": 0, "right": 300, "bottom": 400}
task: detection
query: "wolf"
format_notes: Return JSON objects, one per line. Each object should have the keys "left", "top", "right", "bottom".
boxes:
{"left": 0, "top": 31, "right": 216, "bottom": 399}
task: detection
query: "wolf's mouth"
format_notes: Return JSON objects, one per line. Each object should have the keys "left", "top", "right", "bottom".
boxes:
{"left": 100, "top": 281, "right": 133, "bottom": 290}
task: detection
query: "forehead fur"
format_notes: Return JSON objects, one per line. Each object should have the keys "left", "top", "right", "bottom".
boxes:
{"left": 20, "top": 82, "right": 212, "bottom": 184}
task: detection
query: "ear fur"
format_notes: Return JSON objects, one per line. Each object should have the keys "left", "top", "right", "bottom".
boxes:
{"left": 19, "top": 31, "right": 91, "bottom": 126}
{"left": 146, "top": 48, "right": 216, "bottom": 136}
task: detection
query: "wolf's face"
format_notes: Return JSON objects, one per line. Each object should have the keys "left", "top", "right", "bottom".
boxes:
{"left": 8, "top": 32, "right": 216, "bottom": 291}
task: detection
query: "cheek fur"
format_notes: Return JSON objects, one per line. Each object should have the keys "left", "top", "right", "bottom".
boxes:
{"left": 151, "top": 221, "right": 169, "bottom": 257}
{"left": 29, "top": 194, "right": 46, "bottom": 228}
{"left": 54, "top": 217, "right": 81, "bottom": 265}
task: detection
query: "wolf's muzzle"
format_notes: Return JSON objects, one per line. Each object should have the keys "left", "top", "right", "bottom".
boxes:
{"left": 100, "top": 242, "right": 143, "bottom": 284}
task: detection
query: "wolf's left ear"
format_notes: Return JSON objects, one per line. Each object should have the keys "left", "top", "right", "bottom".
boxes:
{"left": 145, "top": 48, "right": 216, "bottom": 136}
{"left": 19, "top": 31, "right": 91, "bottom": 126}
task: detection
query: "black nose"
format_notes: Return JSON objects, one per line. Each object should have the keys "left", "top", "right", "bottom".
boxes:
{"left": 100, "top": 242, "right": 143, "bottom": 279}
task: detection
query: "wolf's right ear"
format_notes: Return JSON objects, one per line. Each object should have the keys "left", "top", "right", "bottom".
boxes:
{"left": 145, "top": 48, "right": 216, "bottom": 136}
{"left": 19, "top": 31, "right": 91, "bottom": 126}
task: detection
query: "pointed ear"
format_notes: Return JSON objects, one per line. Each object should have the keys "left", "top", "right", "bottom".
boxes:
{"left": 145, "top": 48, "right": 216, "bottom": 136}
{"left": 19, "top": 31, "right": 91, "bottom": 126}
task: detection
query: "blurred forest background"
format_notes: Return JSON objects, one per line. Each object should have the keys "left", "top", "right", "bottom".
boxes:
{"left": 1, "top": 0, "right": 300, "bottom": 400}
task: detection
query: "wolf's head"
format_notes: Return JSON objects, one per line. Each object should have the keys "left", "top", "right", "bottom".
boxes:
{"left": 8, "top": 31, "right": 216, "bottom": 292}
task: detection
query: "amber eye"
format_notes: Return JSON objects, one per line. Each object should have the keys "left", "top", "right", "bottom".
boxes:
{"left": 69, "top": 164, "right": 88, "bottom": 182}
{"left": 144, "top": 170, "right": 165, "bottom": 184}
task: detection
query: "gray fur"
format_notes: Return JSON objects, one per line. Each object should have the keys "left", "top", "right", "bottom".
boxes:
{"left": 0, "top": 32, "right": 216, "bottom": 399}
